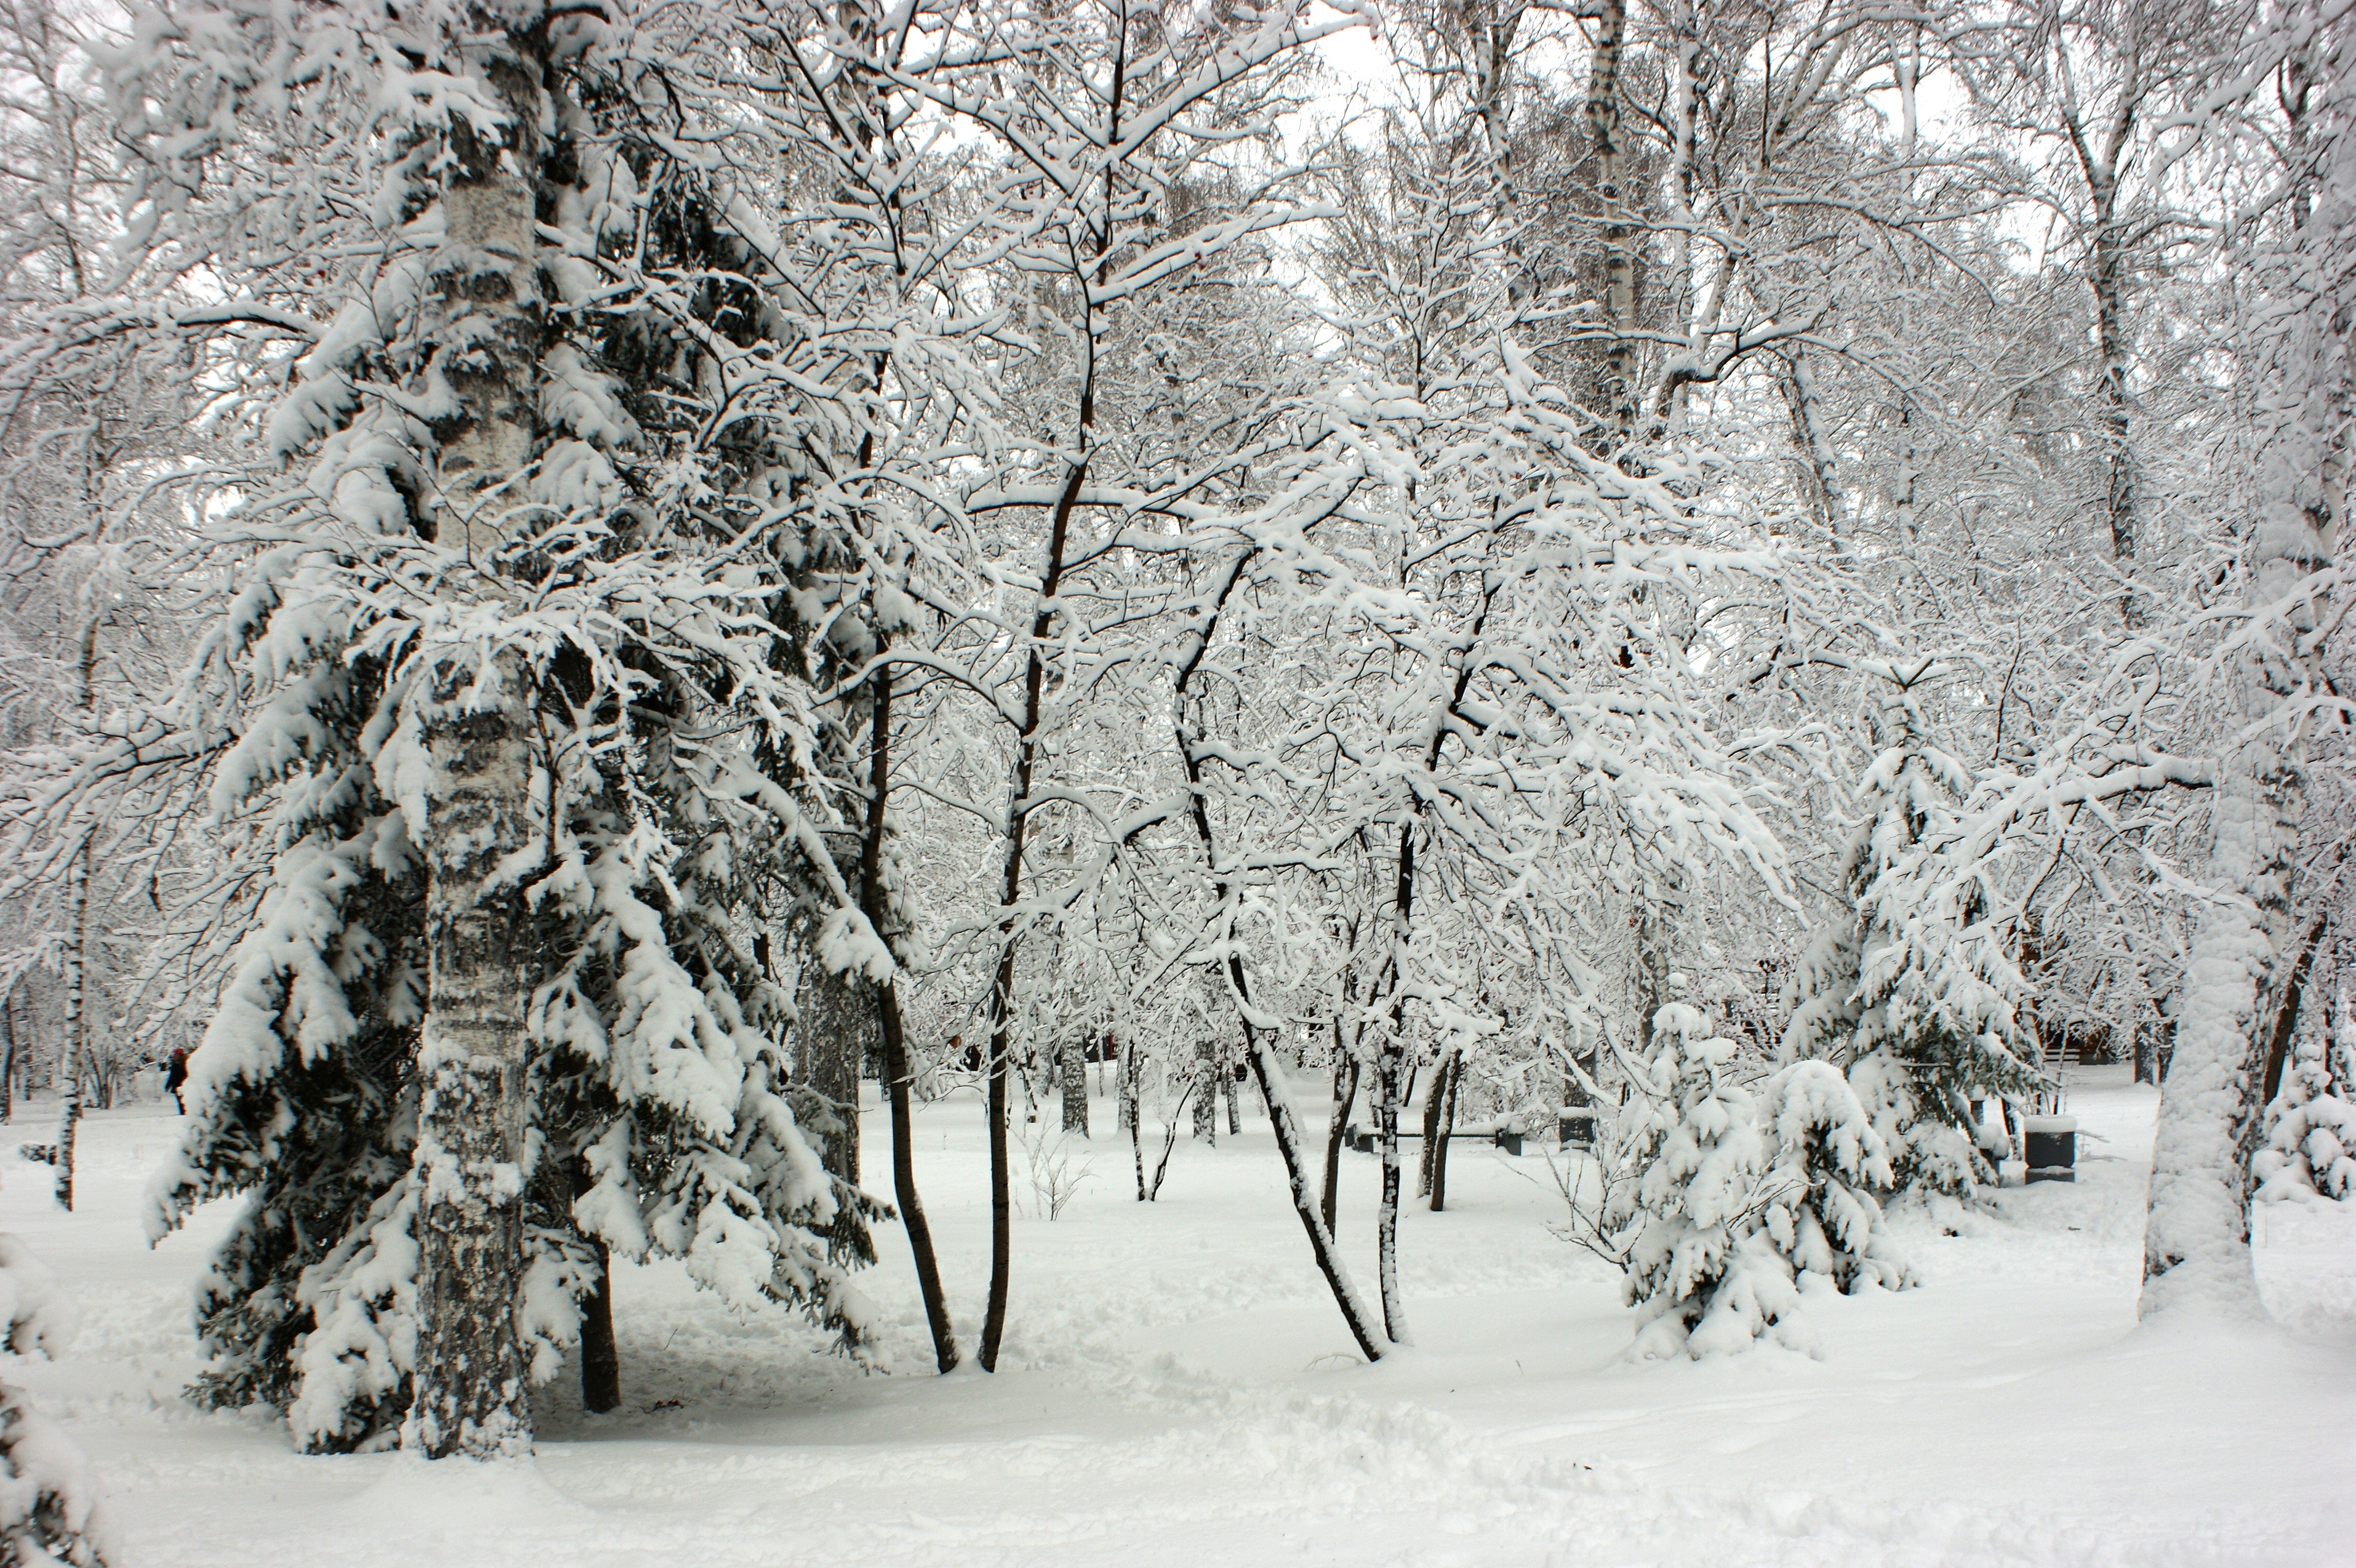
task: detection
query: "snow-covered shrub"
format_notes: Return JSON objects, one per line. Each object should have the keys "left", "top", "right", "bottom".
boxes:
{"left": 0, "top": 1386, "right": 113, "bottom": 1567}
{"left": 2255, "top": 995, "right": 2356, "bottom": 1203}
{"left": 1756, "top": 1063, "right": 1915, "bottom": 1295}
{"left": 1783, "top": 687, "right": 2043, "bottom": 1197}
{"left": 1610, "top": 1006, "right": 1916, "bottom": 1359}
{"left": 0, "top": 1228, "right": 113, "bottom": 1564}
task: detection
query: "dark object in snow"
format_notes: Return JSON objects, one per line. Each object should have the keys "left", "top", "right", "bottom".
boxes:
{"left": 1557, "top": 1110, "right": 1596, "bottom": 1150}
{"left": 14, "top": 1147, "right": 54, "bottom": 1167}
{"left": 166, "top": 1048, "right": 188, "bottom": 1114}
{"left": 1494, "top": 1130, "right": 1524, "bottom": 1155}
{"left": 2024, "top": 1115, "right": 2077, "bottom": 1183}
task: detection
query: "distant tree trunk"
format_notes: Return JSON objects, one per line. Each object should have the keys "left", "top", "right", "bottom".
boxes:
{"left": 1115, "top": 1033, "right": 1134, "bottom": 1133}
{"left": 1, "top": 981, "right": 16, "bottom": 1124}
{"left": 1428, "top": 1052, "right": 1464, "bottom": 1213}
{"left": 1321, "top": 1050, "right": 1359, "bottom": 1234}
{"left": 794, "top": 961, "right": 867, "bottom": 1186}
{"left": 2063, "top": 102, "right": 2142, "bottom": 628}
{"left": 1192, "top": 1038, "right": 1217, "bottom": 1141}
{"left": 1062, "top": 1035, "right": 1088, "bottom": 1136}
{"left": 1223, "top": 1047, "right": 1240, "bottom": 1135}
{"left": 569, "top": 1161, "right": 619, "bottom": 1414}
{"left": 1417, "top": 1049, "right": 1454, "bottom": 1199}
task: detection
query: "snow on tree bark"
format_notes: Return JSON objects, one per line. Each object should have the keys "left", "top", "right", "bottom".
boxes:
{"left": 404, "top": 134, "right": 542, "bottom": 1458}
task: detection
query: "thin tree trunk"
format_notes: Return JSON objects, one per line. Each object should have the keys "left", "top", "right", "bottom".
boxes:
{"left": 1224, "top": 1046, "right": 1240, "bottom": 1135}
{"left": 410, "top": 160, "right": 542, "bottom": 1460}
{"left": 1, "top": 984, "right": 15, "bottom": 1124}
{"left": 1170, "top": 553, "right": 1387, "bottom": 1360}
{"left": 859, "top": 653, "right": 957, "bottom": 1371}
{"left": 1375, "top": 1016, "right": 1409, "bottom": 1345}
{"left": 55, "top": 610, "right": 102, "bottom": 1212}
{"left": 1428, "top": 1052, "right": 1463, "bottom": 1213}
{"left": 1321, "top": 1051, "right": 1360, "bottom": 1234}
{"left": 1417, "top": 1048, "right": 1453, "bottom": 1199}
{"left": 2063, "top": 107, "right": 2141, "bottom": 629}
{"left": 53, "top": 836, "right": 86, "bottom": 1212}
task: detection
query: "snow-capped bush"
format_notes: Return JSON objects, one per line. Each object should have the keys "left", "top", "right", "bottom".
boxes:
{"left": 1609, "top": 1006, "right": 1916, "bottom": 1359}
{"left": 2255, "top": 995, "right": 2356, "bottom": 1203}
{"left": 0, "top": 1224, "right": 113, "bottom": 1565}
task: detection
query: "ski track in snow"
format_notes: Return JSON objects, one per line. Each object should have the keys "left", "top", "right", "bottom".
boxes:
{"left": 4, "top": 1066, "right": 2350, "bottom": 1567}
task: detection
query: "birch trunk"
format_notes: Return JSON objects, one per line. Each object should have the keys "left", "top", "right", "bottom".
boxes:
{"left": 1582, "top": 0, "right": 1637, "bottom": 448}
{"left": 409, "top": 158, "right": 542, "bottom": 1460}
{"left": 1061, "top": 1037, "right": 1089, "bottom": 1136}
{"left": 54, "top": 616, "right": 97, "bottom": 1211}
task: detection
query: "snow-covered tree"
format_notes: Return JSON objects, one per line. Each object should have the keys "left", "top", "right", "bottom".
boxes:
{"left": 1609, "top": 1003, "right": 1913, "bottom": 1358}
{"left": 1783, "top": 681, "right": 2044, "bottom": 1195}
{"left": 73, "top": 0, "right": 909, "bottom": 1454}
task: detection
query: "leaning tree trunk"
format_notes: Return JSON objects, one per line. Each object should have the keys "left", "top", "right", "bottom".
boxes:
{"left": 408, "top": 154, "right": 543, "bottom": 1460}
{"left": 1321, "top": 1047, "right": 1360, "bottom": 1234}
{"left": 1169, "top": 551, "right": 1388, "bottom": 1361}
{"left": 1417, "top": 1047, "right": 1457, "bottom": 1199}
{"left": 1428, "top": 1051, "right": 1463, "bottom": 1213}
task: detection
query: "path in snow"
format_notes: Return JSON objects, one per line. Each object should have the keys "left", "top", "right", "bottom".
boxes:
{"left": 6, "top": 1066, "right": 2350, "bottom": 1566}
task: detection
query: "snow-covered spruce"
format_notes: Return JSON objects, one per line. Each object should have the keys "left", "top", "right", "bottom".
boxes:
{"left": 1611, "top": 1005, "right": 1913, "bottom": 1358}
{"left": 1782, "top": 684, "right": 2041, "bottom": 1198}
{"left": 112, "top": 0, "right": 901, "bottom": 1453}
{"left": 2254, "top": 992, "right": 2356, "bottom": 1204}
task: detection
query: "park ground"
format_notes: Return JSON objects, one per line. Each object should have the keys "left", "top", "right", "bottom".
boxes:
{"left": 5, "top": 1063, "right": 2351, "bottom": 1567}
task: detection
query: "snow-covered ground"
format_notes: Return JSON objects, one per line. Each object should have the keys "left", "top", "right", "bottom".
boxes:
{"left": 6, "top": 1065, "right": 2350, "bottom": 1566}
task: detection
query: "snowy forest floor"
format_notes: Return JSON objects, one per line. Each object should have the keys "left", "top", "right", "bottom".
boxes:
{"left": 6, "top": 1064, "right": 2351, "bottom": 1567}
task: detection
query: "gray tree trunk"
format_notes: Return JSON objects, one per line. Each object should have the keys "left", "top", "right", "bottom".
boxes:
{"left": 1192, "top": 1038, "right": 1217, "bottom": 1141}
{"left": 1061, "top": 1035, "right": 1088, "bottom": 1136}
{"left": 795, "top": 959, "right": 870, "bottom": 1184}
